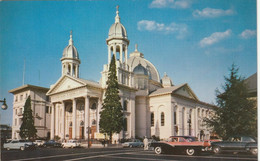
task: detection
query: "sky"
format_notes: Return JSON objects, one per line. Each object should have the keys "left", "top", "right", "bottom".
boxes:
{"left": 0, "top": 0, "right": 257, "bottom": 126}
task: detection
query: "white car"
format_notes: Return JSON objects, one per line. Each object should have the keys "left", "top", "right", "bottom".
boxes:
{"left": 4, "top": 140, "right": 35, "bottom": 151}
{"left": 34, "top": 140, "right": 45, "bottom": 147}
{"left": 62, "top": 140, "right": 80, "bottom": 148}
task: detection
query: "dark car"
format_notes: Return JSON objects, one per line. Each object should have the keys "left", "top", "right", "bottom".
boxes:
{"left": 43, "top": 140, "right": 61, "bottom": 148}
{"left": 211, "top": 136, "right": 257, "bottom": 155}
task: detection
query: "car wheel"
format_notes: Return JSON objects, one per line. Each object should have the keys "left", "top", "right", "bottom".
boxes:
{"left": 186, "top": 148, "right": 195, "bottom": 156}
{"left": 154, "top": 146, "right": 162, "bottom": 154}
{"left": 250, "top": 148, "right": 258, "bottom": 155}
{"left": 129, "top": 144, "right": 133, "bottom": 148}
{"left": 20, "top": 146, "right": 25, "bottom": 151}
{"left": 6, "top": 147, "right": 10, "bottom": 151}
{"left": 213, "top": 146, "right": 221, "bottom": 154}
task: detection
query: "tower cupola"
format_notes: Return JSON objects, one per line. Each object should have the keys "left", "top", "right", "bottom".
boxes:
{"left": 61, "top": 31, "right": 80, "bottom": 78}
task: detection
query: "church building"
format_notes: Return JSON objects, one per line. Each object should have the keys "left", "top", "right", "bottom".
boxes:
{"left": 46, "top": 7, "right": 216, "bottom": 142}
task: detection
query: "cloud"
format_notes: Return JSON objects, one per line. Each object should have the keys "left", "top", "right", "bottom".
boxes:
{"left": 149, "top": 0, "right": 192, "bottom": 9}
{"left": 200, "top": 29, "right": 232, "bottom": 47}
{"left": 193, "top": 8, "right": 235, "bottom": 18}
{"left": 137, "top": 20, "right": 188, "bottom": 38}
{"left": 239, "top": 29, "right": 256, "bottom": 39}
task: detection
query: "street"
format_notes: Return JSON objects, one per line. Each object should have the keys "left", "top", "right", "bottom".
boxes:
{"left": 1, "top": 147, "right": 258, "bottom": 161}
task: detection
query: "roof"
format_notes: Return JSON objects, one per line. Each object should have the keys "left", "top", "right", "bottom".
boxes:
{"left": 149, "top": 84, "right": 185, "bottom": 97}
{"left": 245, "top": 73, "right": 257, "bottom": 95}
{"left": 9, "top": 84, "right": 49, "bottom": 94}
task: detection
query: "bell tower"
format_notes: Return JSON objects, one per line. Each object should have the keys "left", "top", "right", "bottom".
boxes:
{"left": 61, "top": 31, "right": 80, "bottom": 78}
{"left": 101, "top": 6, "right": 131, "bottom": 88}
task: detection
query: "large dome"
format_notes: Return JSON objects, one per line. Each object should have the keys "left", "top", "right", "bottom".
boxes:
{"left": 128, "top": 45, "right": 160, "bottom": 82}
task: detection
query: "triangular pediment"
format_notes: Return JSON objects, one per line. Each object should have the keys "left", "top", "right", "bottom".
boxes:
{"left": 174, "top": 84, "right": 199, "bottom": 101}
{"left": 47, "top": 75, "right": 86, "bottom": 95}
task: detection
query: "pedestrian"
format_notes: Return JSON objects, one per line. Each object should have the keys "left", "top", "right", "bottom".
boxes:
{"left": 143, "top": 136, "right": 148, "bottom": 150}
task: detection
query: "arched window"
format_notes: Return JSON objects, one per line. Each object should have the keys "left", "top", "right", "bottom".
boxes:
{"left": 123, "top": 118, "right": 127, "bottom": 131}
{"left": 92, "top": 119, "right": 96, "bottom": 125}
{"left": 123, "top": 100, "right": 128, "bottom": 111}
{"left": 91, "top": 103, "right": 97, "bottom": 110}
{"left": 69, "top": 122, "right": 72, "bottom": 127}
{"left": 151, "top": 113, "right": 154, "bottom": 127}
{"left": 80, "top": 121, "right": 84, "bottom": 126}
{"left": 161, "top": 112, "right": 165, "bottom": 126}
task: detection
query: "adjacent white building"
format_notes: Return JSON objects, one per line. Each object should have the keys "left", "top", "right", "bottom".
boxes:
{"left": 46, "top": 7, "right": 216, "bottom": 142}
{"left": 9, "top": 85, "right": 51, "bottom": 139}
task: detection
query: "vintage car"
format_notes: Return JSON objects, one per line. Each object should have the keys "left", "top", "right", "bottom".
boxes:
{"left": 122, "top": 139, "right": 144, "bottom": 148}
{"left": 3, "top": 140, "right": 35, "bottom": 151}
{"left": 211, "top": 136, "right": 257, "bottom": 155}
{"left": 62, "top": 140, "right": 80, "bottom": 148}
{"left": 43, "top": 140, "right": 62, "bottom": 148}
{"left": 34, "top": 140, "right": 46, "bottom": 147}
{"left": 150, "top": 136, "right": 209, "bottom": 156}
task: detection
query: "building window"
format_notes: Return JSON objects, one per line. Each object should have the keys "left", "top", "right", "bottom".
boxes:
{"left": 161, "top": 112, "right": 165, "bottom": 126}
{"left": 123, "top": 118, "right": 127, "bottom": 131}
{"left": 15, "top": 96, "right": 18, "bottom": 102}
{"left": 20, "top": 95, "right": 23, "bottom": 101}
{"left": 123, "top": 100, "right": 128, "bottom": 111}
{"left": 151, "top": 113, "right": 154, "bottom": 127}
{"left": 91, "top": 103, "right": 97, "bottom": 110}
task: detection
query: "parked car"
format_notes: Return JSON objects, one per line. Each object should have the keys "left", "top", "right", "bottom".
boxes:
{"left": 122, "top": 139, "right": 144, "bottom": 148}
{"left": 150, "top": 136, "right": 208, "bottom": 156}
{"left": 3, "top": 140, "right": 35, "bottom": 151}
{"left": 34, "top": 140, "right": 46, "bottom": 147}
{"left": 43, "top": 140, "right": 61, "bottom": 148}
{"left": 211, "top": 136, "right": 257, "bottom": 155}
{"left": 62, "top": 140, "right": 80, "bottom": 148}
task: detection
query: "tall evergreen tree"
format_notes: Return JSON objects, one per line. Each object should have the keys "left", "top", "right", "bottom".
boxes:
{"left": 99, "top": 54, "right": 124, "bottom": 143}
{"left": 204, "top": 64, "right": 257, "bottom": 139}
{"left": 19, "top": 96, "right": 37, "bottom": 140}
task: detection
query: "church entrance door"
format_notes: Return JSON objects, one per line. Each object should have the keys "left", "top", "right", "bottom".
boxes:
{"left": 91, "top": 126, "right": 96, "bottom": 138}
{"left": 79, "top": 127, "right": 84, "bottom": 139}
{"left": 69, "top": 127, "right": 72, "bottom": 139}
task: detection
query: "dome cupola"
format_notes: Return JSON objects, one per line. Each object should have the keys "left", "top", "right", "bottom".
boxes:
{"left": 61, "top": 31, "right": 80, "bottom": 78}
{"left": 161, "top": 72, "right": 173, "bottom": 88}
{"left": 62, "top": 31, "right": 79, "bottom": 60}
{"left": 107, "top": 6, "right": 128, "bottom": 42}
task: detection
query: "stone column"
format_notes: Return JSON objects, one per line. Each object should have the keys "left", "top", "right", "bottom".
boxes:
{"left": 108, "top": 46, "right": 111, "bottom": 64}
{"left": 72, "top": 99, "right": 76, "bottom": 139}
{"left": 55, "top": 104, "right": 59, "bottom": 136}
{"left": 120, "top": 44, "right": 123, "bottom": 63}
{"left": 96, "top": 98, "right": 102, "bottom": 133}
{"left": 61, "top": 101, "right": 65, "bottom": 140}
{"left": 84, "top": 96, "right": 90, "bottom": 139}
{"left": 113, "top": 44, "right": 116, "bottom": 60}
{"left": 125, "top": 46, "right": 128, "bottom": 66}
{"left": 51, "top": 103, "right": 55, "bottom": 140}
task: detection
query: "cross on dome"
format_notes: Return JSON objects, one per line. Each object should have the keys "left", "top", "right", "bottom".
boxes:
{"left": 115, "top": 5, "right": 120, "bottom": 23}
{"left": 69, "top": 30, "right": 73, "bottom": 45}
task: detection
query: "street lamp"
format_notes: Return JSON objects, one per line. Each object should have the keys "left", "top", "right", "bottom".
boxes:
{"left": 0, "top": 98, "right": 8, "bottom": 110}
